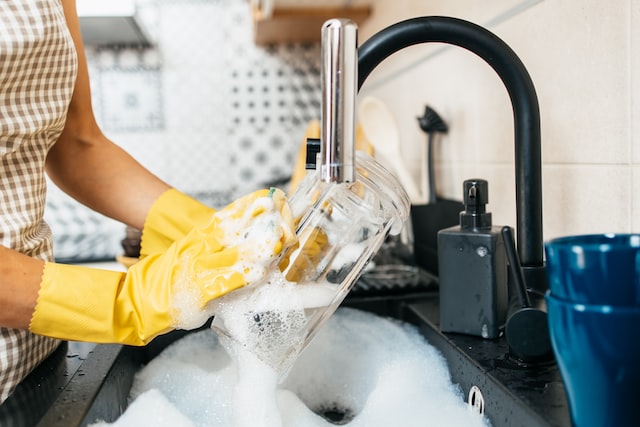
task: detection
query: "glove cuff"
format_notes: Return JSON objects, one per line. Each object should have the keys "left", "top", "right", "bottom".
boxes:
{"left": 30, "top": 262, "right": 173, "bottom": 346}
{"left": 140, "top": 189, "right": 215, "bottom": 258}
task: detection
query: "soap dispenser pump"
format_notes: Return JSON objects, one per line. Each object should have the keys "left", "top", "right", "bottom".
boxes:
{"left": 437, "top": 179, "right": 508, "bottom": 339}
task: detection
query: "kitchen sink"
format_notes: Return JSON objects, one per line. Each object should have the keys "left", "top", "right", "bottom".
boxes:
{"left": 0, "top": 287, "right": 571, "bottom": 427}
{"left": 0, "top": 281, "right": 570, "bottom": 427}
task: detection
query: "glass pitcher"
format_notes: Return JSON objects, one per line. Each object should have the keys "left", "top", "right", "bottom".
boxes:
{"left": 210, "top": 151, "right": 410, "bottom": 377}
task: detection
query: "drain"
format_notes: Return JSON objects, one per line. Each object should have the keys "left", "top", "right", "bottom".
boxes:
{"left": 315, "top": 405, "right": 355, "bottom": 425}
{"left": 468, "top": 385, "right": 485, "bottom": 415}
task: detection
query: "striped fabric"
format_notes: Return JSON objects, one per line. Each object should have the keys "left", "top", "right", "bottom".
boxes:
{"left": 0, "top": 0, "right": 78, "bottom": 403}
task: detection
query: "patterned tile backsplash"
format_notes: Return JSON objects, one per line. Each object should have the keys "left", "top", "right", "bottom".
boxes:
{"left": 46, "top": 0, "right": 321, "bottom": 261}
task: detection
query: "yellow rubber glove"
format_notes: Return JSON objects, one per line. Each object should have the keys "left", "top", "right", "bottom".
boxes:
{"left": 140, "top": 189, "right": 216, "bottom": 258}
{"left": 29, "top": 189, "right": 296, "bottom": 346}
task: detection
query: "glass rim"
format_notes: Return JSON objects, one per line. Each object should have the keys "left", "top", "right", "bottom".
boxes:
{"left": 545, "top": 233, "right": 640, "bottom": 251}
{"left": 546, "top": 292, "right": 640, "bottom": 313}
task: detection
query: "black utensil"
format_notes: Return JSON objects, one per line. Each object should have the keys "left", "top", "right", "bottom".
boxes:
{"left": 411, "top": 105, "right": 464, "bottom": 275}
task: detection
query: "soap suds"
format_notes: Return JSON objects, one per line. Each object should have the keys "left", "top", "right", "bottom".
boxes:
{"left": 170, "top": 194, "right": 294, "bottom": 330}
{"left": 92, "top": 191, "right": 489, "bottom": 427}
{"left": 91, "top": 308, "right": 491, "bottom": 427}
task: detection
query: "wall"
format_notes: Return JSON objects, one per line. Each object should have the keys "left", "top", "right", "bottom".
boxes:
{"left": 358, "top": 0, "right": 638, "bottom": 242}
{"left": 46, "top": 0, "right": 322, "bottom": 261}
{"left": 47, "top": 0, "right": 637, "bottom": 260}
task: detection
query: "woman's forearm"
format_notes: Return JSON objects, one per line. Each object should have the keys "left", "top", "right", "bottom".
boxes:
{"left": 0, "top": 246, "right": 45, "bottom": 329}
{"left": 49, "top": 0, "right": 170, "bottom": 229}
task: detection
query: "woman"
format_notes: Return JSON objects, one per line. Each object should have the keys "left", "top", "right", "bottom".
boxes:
{"left": 0, "top": 0, "right": 294, "bottom": 404}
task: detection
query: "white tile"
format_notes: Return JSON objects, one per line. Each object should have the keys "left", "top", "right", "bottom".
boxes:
{"left": 366, "top": 0, "right": 632, "bottom": 166}
{"left": 500, "top": 0, "right": 631, "bottom": 165}
{"left": 157, "top": 2, "right": 227, "bottom": 68}
{"left": 99, "top": 68, "right": 164, "bottom": 131}
{"left": 632, "top": 166, "right": 640, "bottom": 231}
{"left": 632, "top": 0, "right": 640, "bottom": 164}
{"left": 542, "top": 165, "right": 631, "bottom": 240}
{"left": 162, "top": 67, "right": 228, "bottom": 132}
{"left": 108, "top": 130, "right": 169, "bottom": 179}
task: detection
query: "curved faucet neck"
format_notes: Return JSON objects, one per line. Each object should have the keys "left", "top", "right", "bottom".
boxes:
{"left": 357, "top": 16, "right": 543, "bottom": 276}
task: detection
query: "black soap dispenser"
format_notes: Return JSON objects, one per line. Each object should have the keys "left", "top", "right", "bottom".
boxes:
{"left": 437, "top": 179, "right": 508, "bottom": 339}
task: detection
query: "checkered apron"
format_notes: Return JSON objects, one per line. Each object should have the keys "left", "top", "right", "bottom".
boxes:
{"left": 0, "top": 0, "right": 78, "bottom": 403}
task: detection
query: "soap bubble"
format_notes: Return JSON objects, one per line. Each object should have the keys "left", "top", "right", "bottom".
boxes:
{"left": 91, "top": 308, "right": 491, "bottom": 427}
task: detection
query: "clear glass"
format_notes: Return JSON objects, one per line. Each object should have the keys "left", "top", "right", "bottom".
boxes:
{"left": 210, "top": 152, "right": 410, "bottom": 377}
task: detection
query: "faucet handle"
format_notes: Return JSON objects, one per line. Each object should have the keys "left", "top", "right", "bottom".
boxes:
{"left": 305, "top": 138, "right": 321, "bottom": 170}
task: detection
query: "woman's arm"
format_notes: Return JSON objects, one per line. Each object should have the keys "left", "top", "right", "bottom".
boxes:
{"left": 46, "top": 0, "right": 170, "bottom": 230}
{"left": 0, "top": 25, "right": 159, "bottom": 328}
{"left": 0, "top": 247, "right": 44, "bottom": 329}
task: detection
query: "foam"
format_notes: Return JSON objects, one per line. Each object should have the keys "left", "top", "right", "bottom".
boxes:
{"left": 90, "top": 389, "right": 195, "bottom": 427}
{"left": 170, "top": 194, "right": 294, "bottom": 330}
{"left": 209, "top": 271, "right": 339, "bottom": 374}
{"left": 91, "top": 308, "right": 491, "bottom": 427}
{"left": 94, "top": 192, "right": 490, "bottom": 426}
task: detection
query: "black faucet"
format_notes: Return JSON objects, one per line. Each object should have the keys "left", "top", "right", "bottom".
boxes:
{"left": 357, "top": 16, "right": 551, "bottom": 364}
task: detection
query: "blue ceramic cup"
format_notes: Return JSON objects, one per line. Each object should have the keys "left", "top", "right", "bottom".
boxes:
{"left": 545, "top": 234, "right": 640, "bottom": 306}
{"left": 546, "top": 293, "right": 640, "bottom": 427}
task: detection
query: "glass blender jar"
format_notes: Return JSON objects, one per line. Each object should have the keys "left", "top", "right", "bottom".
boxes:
{"left": 209, "top": 151, "right": 410, "bottom": 376}
{"left": 209, "top": 19, "right": 410, "bottom": 377}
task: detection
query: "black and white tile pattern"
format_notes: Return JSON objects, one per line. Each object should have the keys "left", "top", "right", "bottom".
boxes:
{"left": 46, "top": 0, "right": 321, "bottom": 261}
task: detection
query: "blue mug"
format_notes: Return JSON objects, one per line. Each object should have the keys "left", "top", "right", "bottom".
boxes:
{"left": 546, "top": 293, "right": 640, "bottom": 427}
{"left": 545, "top": 234, "right": 640, "bottom": 306}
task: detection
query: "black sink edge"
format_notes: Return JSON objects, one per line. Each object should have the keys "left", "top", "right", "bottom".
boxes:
{"left": 404, "top": 300, "right": 570, "bottom": 427}
{"left": 35, "top": 292, "right": 570, "bottom": 427}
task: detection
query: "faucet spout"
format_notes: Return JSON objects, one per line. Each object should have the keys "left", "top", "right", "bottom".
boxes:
{"left": 357, "top": 16, "right": 543, "bottom": 278}
{"left": 356, "top": 16, "right": 550, "bottom": 363}
{"left": 320, "top": 19, "right": 358, "bottom": 184}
